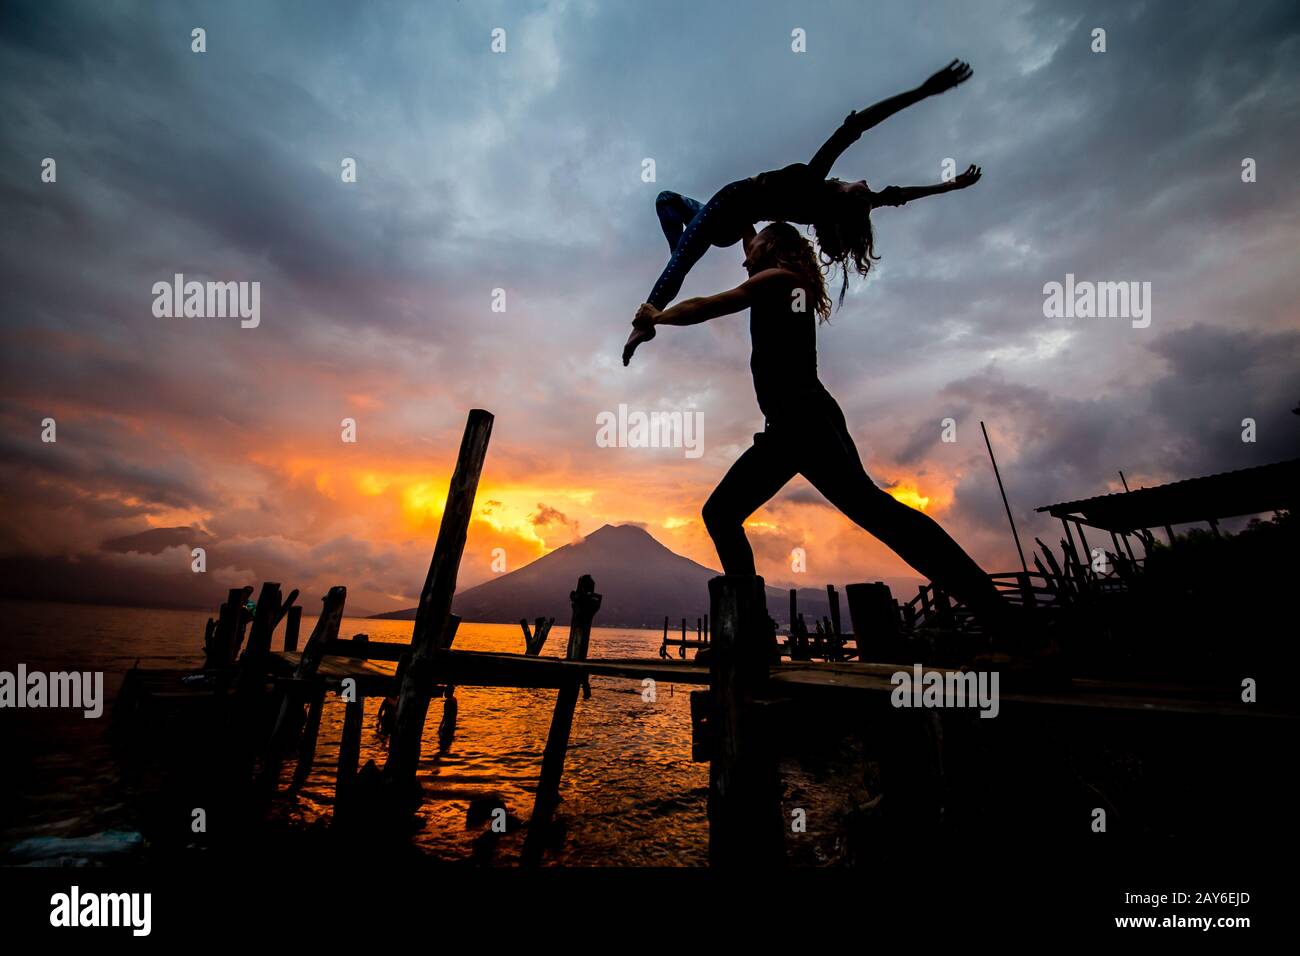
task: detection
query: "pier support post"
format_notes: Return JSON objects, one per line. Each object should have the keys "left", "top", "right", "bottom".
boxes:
{"left": 523, "top": 575, "right": 602, "bottom": 864}
{"left": 334, "top": 694, "right": 365, "bottom": 819}
{"left": 383, "top": 409, "right": 494, "bottom": 793}
{"left": 707, "top": 574, "right": 783, "bottom": 868}
{"left": 845, "top": 582, "right": 899, "bottom": 661}
{"left": 284, "top": 605, "right": 302, "bottom": 653}
{"left": 258, "top": 586, "right": 347, "bottom": 793}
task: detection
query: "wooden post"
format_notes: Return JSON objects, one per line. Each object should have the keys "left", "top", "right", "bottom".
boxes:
{"left": 1060, "top": 518, "right": 1081, "bottom": 567}
{"left": 208, "top": 586, "right": 253, "bottom": 669}
{"left": 707, "top": 575, "right": 783, "bottom": 868}
{"left": 284, "top": 605, "right": 302, "bottom": 653}
{"left": 826, "top": 584, "right": 841, "bottom": 636}
{"left": 201, "top": 617, "right": 217, "bottom": 666}
{"left": 1017, "top": 572, "right": 1037, "bottom": 609}
{"left": 704, "top": 613, "right": 709, "bottom": 643}
{"left": 334, "top": 694, "right": 365, "bottom": 816}
{"left": 291, "top": 686, "right": 326, "bottom": 792}
{"left": 520, "top": 616, "right": 554, "bottom": 656}
{"left": 230, "top": 593, "right": 254, "bottom": 662}
{"left": 234, "top": 582, "right": 284, "bottom": 712}
{"left": 259, "top": 586, "right": 347, "bottom": 792}
{"left": 1119, "top": 531, "right": 1137, "bottom": 563}
{"left": 845, "top": 582, "right": 898, "bottom": 661}
{"left": 523, "top": 575, "right": 602, "bottom": 863}
{"left": 1075, "top": 521, "right": 1093, "bottom": 571}
{"left": 384, "top": 409, "right": 494, "bottom": 786}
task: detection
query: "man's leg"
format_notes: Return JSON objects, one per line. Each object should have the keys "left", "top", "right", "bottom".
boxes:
{"left": 703, "top": 433, "right": 798, "bottom": 575}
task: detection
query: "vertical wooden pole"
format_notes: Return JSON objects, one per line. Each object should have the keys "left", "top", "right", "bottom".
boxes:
{"left": 291, "top": 686, "right": 326, "bottom": 792}
{"left": 335, "top": 694, "right": 365, "bottom": 814}
{"left": 826, "top": 584, "right": 841, "bottom": 636}
{"left": 1075, "top": 521, "right": 1093, "bottom": 570}
{"left": 235, "top": 582, "right": 283, "bottom": 705}
{"left": 384, "top": 409, "right": 493, "bottom": 785}
{"left": 259, "top": 587, "right": 347, "bottom": 792}
{"left": 524, "top": 575, "right": 602, "bottom": 864}
{"left": 209, "top": 586, "right": 253, "bottom": 669}
{"left": 707, "top": 575, "right": 783, "bottom": 868}
{"left": 284, "top": 605, "right": 302, "bottom": 653}
{"left": 845, "top": 582, "right": 898, "bottom": 661}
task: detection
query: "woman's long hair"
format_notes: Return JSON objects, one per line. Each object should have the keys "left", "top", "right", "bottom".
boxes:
{"left": 812, "top": 180, "right": 879, "bottom": 308}
{"left": 759, "top": 221, "right": 833, "bottom": 323}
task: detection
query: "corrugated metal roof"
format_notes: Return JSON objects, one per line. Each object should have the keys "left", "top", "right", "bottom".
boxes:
{"left": 1035, "top": 458, "right": 1300, "bottom": 531}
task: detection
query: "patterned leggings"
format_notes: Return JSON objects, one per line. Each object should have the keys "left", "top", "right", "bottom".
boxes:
{"left": 647, "top": 181, "right": 753, "bottom": 309}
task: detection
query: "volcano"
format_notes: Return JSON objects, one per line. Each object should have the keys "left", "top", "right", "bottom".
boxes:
{"left": 371, "top": 523, "right": 832, "bottom": 628}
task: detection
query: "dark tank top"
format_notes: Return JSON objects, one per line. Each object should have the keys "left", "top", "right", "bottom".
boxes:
{"left": 749, "top": 277, "right": 823, "bottom": 421}
{"left": 749, "top": 163, "right": 828, "bottom": 225}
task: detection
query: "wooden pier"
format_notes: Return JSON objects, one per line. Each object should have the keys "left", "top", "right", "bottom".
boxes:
{"left": 114, "top": 408, "right": 1300, "bottom": 866}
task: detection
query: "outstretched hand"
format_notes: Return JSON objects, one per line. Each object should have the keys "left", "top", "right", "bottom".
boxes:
{"left": 921, "top": 59, "right": 973, "bottom": 96}
{"left": 953, "top": 163, "right": 982, "bottom": 188}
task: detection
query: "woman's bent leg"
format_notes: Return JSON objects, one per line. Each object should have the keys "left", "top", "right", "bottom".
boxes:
{"left": 647, "top": 182, "right": 746, "bottom": 310}
{"left": 703, "top": 434, "right": 798, "bottom": 575}
{"left": 655, "top": 191, "right": 704, "bottom": 251}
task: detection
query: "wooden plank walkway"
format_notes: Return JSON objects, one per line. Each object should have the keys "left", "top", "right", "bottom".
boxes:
{"left": 264, "top": 650, "right": 1293, "bottom": 719}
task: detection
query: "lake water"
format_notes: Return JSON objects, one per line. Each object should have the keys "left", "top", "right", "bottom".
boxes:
{"left": 0, "top": 599, "right": 863, "bottom": 866}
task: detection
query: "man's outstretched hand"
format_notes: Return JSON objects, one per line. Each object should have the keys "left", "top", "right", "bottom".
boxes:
{"left": 622, "top": 304, "right": 660, "bottom": 366}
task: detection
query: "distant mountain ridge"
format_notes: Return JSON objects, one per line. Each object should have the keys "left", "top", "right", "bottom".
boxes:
{"left": 371, "top": 523, "right": 832, "bottom": 628}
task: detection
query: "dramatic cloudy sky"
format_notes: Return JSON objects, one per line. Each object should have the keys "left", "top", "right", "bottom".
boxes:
{"left": 1, "top": 0, "right": 1298, "bottom": 614}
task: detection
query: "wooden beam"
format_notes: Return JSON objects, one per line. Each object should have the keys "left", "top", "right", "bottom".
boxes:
{"left": 384, "top": 409, "right": 494, "bottom": 786}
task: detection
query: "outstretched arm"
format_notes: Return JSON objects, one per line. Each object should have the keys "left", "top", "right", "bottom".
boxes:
{"left": 622, "top": 269, "right": 792, "bottom": 365}
{"left": 647, "top": 268, "right": 791, "bottom": 326}
{"left": 872, "top": 164, "right": 981, "bottom": 208}
{"left": 808, "top": 59, "right": 973, "bottom": 179}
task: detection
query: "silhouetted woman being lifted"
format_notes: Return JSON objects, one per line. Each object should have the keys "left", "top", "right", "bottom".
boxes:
{"left": 624, "top": 59, "right": 979, "bottom": 367}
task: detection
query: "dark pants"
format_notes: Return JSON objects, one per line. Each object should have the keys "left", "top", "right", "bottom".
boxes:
{"left": 649, "top": 183, "right": 752, "bottom": 309}
{"left": 702, "top": 388, "right": 1004, "bottom": 619}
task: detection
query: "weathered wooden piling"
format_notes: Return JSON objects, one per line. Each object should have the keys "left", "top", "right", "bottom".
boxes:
{"left": 707, "top": 574, "right": 783, "bottom": 868}
{"left": 520, "top": 616, "right": 555, "bottom": 656}
{"left": 204, "top": 586, "right": 253, "bottom": 670}
{"left": 523, "top": 575, "right": 602, "bottom": 863}
{"left": 335, "top": 694, "right": 365, "bottom": 814}
{"left": 383, "top": 409, "right": 494, "bottom": 790}
{"left": 258, "top": 586, "right": 347, "bottom": 791}
{"left": 283, "top": 605, "right": 302, "bottom": 653}
{"left": 845, "top": 582, "right": 899, "bottom": 661}
{"left": 826, "top": 584, "right": 842, "bottom": 636}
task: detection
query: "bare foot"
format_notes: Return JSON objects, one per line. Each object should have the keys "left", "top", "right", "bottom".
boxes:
{"left": 622, "top": 324, "right": 655, "bottom": 365}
